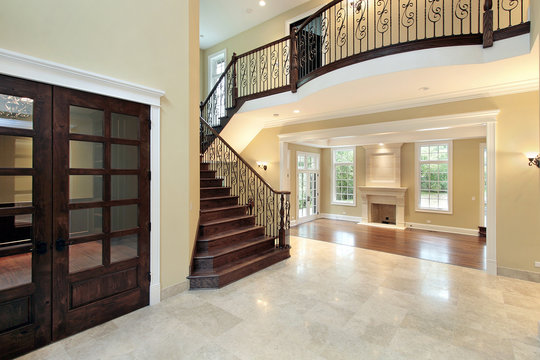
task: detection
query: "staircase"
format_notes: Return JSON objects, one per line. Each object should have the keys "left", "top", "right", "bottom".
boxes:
{"left": 188, "top": 160, "right": 290, "bottom": 289}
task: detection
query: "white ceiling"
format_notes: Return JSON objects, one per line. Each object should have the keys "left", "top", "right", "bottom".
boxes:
{"left": 200, "top": 0, "right": 310, "bottom": 50}
{"left": 221, "top": 35, "right": 539, "bottom": 152}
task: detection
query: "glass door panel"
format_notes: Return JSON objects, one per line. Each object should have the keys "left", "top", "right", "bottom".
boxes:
{"left": 297, "top": 152, "right": 320, "bottom": 221}
{"left": 0, "top": 75, "right": 52, "bottom": 358}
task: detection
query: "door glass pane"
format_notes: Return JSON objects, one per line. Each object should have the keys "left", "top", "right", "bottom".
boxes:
{"left": 0, "top": 94, "right": 33, "bottom": 130}
{"left": 70, "top": 141, "right": 103, "bottom": 169}
{"left": 111, "top": 175, "right": 138, "bottom": 200}
{"left": 111, "top": 113, "right": 139, "bottom": 140}
{"left": 0, "top": 136, "right": 32, "bottom": 168}
{"left": 69, "top": 106, "right": 104, "bottom": 136}
{"left": 111, "top": 144, "right": 139, "bottom": 169}
{"left": 0, "top": 213, "right": 32, "bottom": 291}
{"left": 111, "top": 234, "right": 138, "bottom": 263}
{"left": 69, "top": 208, "right": 102, "bottom": 237}
{"left": 111, "top": 204, "right": 138, "bottom": 232}
{"left": 69, "top": 240, "right": 102, "bottom": 273}
{"left": 0, "top": 176, "right": 32, "bottom": 207}
{"left": 70, "top": 175, "right": 103, "bottom": 203}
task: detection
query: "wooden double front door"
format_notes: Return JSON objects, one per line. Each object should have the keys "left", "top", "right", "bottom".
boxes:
{"left": 0, "top": 75, "right": 150, "bottom": 359}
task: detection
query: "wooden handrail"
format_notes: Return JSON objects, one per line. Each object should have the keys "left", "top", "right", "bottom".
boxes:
{"left": 236, "top": 35, "right": 292, "bottom": 59}
{"left": 296, "top": 0, "right": 341, "bottom": 33}
{"left": 200, "top": 116, "right": 290, "bottom": 195}
{"left": 201, "top": 54, "right": 237, "bottom": 109}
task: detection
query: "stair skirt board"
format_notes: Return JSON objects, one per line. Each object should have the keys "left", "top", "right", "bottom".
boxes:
{"left": 189, "top": 163, "right": 290, "bottom": 289}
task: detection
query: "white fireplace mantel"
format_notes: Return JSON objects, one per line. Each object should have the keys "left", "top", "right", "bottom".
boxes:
{"left": 358, "top": 186, "right": 407, "bottom": 229}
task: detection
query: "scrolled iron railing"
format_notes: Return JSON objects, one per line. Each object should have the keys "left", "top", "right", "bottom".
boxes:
{"left": 200, "top": 0, "right": 529, "bottom": 130}
{"left": 200, "top": 117, "right": 291, "bottom": 248}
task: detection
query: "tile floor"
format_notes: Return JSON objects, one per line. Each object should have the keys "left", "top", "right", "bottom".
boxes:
{"left": 19, "top": 236, "right": 540, "bottom": 360}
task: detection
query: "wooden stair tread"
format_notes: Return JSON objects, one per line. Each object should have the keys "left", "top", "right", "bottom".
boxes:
{"left": 189, "top": 248, "right": 287, "bottom": 278}
{"left": 201, "top": 186, "right": 231, "bottom": 191}
{"left": 200, "top": 195, "right": 238, "bottom": 201}
{"left": 200, "top": 205, "right": 247, "bottom": 214}
{"left": 195, "top": 236, "right": 275, "bottom": 259}
{"left": 198, "top": 225, "right": 265, "bottom": 242}
{"left": 200, "top": 214, "right": 254, "bottom": 227}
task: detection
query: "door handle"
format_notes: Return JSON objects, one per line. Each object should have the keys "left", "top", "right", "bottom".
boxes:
{"left": 56, "top": 238, "right": 68, "bottom": 252}
{"left": 35, "top": 241, "right": 48, "bottom": 255}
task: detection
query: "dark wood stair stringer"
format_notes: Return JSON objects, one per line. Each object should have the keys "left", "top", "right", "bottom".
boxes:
{"left": 189, "top": 161, "right": 290, "bottom": 289}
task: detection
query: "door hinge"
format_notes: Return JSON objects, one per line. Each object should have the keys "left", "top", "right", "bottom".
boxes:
{"left": 147, "top": 272, "right": 151, "bottom": 281}
{"left": 148, "top": 119, "right": 152, "bottom": 130}
{"left": 148, "top": 171, "right": 151, "bottom": 181}
{"left": 148, "top": 222, "right": 151, "bottom": 232}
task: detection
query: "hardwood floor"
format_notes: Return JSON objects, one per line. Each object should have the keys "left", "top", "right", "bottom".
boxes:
{"left": 291, "top": 219, "right": 486, "bottom": 270}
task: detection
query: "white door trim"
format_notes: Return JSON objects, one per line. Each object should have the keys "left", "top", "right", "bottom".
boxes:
{"left": 0, "top": 47, "right": 165, "bottom": 304}
{"left": 486, "top": 123, "right": 497, "bottom": 275}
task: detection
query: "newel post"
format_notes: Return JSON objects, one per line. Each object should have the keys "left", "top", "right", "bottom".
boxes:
{"left": 290, "top": 31, "right": 298, "bottom": 93}
{"left": 279, "top": 193, "right": 286, "bottom": 248}
{"left": 231, "top": 52, "right": 238, "bottom": 107}
{"left": 483, "top": 0, "right": 494, "bottom": 48}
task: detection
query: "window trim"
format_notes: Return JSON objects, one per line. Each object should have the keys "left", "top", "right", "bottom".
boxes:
{"left": 415, "top": 141, "right": 453, "bottom": 214}
{"left": 331, "top": 147, "right": 356, "bottom": 207}
{"left": 207, "top": 49, "right": 227, "bottom": 91}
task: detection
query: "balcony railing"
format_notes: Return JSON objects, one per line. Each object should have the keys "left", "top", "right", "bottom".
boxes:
{"left": 200, "top": 0, "right": 530, "bottom": 129}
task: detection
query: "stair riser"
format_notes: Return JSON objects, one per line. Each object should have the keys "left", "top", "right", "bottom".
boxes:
{"left": 200, "top": 170, "right": 217, "bottom": 179}
{"left": 190, "top": 277, "right": 219, "bottom": 289}
{"left": 200, "top": 163, "right": 210, "bottom": 171}
{"left": 200, "top": 207, "right": 247, "bottom": 223}
{"left": 194, "top": 240, "right": 275, "bottom": 271}
{"left": 218, "top": 250, "right": 290, "bottom": 288}
{"left": 200, "top": 179, "right": 223, "bottom": 188}
{"left": 197, "top": 227, "right": 265, "bottom": 252}
{"left": 200, "top": 187, "right": 231, "bottom": 198}
{"left": 200, "top": 217, "right": 255, "bottom": 237}
{"left": 200, "top": 197, "right": 238, "bottom": 210}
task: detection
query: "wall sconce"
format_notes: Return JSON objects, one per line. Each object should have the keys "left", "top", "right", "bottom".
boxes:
{"left": 526, "top": 152, "right": 540, "bottom": 168}
{"left": 256, "top": 161, "right": 268, "bottom": 171}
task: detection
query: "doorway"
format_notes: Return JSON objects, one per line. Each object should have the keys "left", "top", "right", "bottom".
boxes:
{"left": 297, "top": 152, "right": 319, "bottom": 223}
{"left": 0, "top": 75, "right": 150, "bottom": 358}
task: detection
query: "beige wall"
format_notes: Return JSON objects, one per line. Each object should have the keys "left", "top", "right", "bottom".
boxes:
{"left": 240, "top": 92, "right": 540, "bottom": 274}
{"left": 0, "top": 0, "right": 200, "bottom": 291}
{"left": 402, "top": 139, "right": 485, "bottom": 229}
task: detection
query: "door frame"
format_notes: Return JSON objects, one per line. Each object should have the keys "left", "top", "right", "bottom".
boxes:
{"left": 296, "top": 151, "right": 320, "bottom": 224}
{"left": 0, "top": 48, "right": 165, "bottom": 304}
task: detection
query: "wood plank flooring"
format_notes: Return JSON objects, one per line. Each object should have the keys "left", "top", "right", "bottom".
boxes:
{"left": 291, "top": 219, "right": 486, "bottom": 270}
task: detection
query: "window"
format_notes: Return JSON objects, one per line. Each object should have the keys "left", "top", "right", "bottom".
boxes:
{"left": 332, "top": 148, "right": 355, "bottom": 205}
{"left": 415, "top": 141, "right": 452, "bottom": 213}
{"left": 208, "top": 49, "right": 226, "bottom": 120}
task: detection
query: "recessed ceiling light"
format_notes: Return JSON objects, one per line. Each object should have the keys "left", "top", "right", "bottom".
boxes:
{"left": 379, "top": 143, "right": 384, "bottom": 146}
{"left": 246, "top": 8, "right": 253, "bottom": 13}
{"left": 419, "top": 86, "right": 430, "bottom": 91}
{"left": 259, "top": 0, "right": 266, "bottom": 6}
{"left": 293, "top": 109, "right": 300, "bottom": 114}
{"left": 273, "top": 113, "right": 279, "bottom": 117}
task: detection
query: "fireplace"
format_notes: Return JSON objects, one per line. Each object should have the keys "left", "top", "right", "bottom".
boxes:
{"left": 371, "top": 204, "right": 396, "bottom": 225}
{"left": 358, "top": 143, "right": 407, "bottom": 229}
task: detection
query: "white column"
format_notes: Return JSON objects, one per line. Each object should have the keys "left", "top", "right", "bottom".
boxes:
{"left": 486, "top": 122, "right": 497, "bottom": 275}
{"left": 149, "top": 105, "right": 161, "bottom": 304}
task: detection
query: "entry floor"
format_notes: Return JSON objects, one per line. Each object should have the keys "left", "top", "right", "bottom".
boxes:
{"left": 19, "top": 236, "right": 539, "bottom": 360}
{"left": 291, "top": 219, "right": 486, "bottom": 270}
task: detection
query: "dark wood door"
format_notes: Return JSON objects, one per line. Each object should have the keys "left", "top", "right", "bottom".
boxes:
{"left": 0, "top": 75, "right": 53, "bottom": 359}
{"left": 51, "top": 87, "right": 150, "bottom": 340}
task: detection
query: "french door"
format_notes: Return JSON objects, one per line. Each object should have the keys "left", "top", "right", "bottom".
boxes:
{"left": 297, "top": 152, "right": 319, "bottom": 222}
{"left": 0, "top": 75, "right": 150, "bottom": 358}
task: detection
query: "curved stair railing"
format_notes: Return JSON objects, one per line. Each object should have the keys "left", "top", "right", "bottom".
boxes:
{"left": 200, "top": 117, "right": 291, "bottom": 248}
{"left": 200, "top": 0, "right": 529, "bottom": 131}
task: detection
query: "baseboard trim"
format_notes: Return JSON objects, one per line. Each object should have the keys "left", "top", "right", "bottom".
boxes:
{"left": 497, "top": 266, "right": 540, "bottom": 284}
{"left": 405, "top": 222, "right": 479, "bottom": 236}
{"left": 319, "top": 213, "right": 364, "bottom": 223}
{"left": 150, "top": 283, "right": 161, "bottom": 305}
{"left": 160, "top": 281, "right": 189, "bottom": 300}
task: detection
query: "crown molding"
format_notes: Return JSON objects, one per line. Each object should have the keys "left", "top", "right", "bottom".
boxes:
{"left": 264, "top": 78, "right": 537, "bottom": 129}
{"left": 0, "top": 48, "right": 165, "bottom": 106}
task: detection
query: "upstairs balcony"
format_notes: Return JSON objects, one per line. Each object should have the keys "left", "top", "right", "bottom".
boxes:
{"left": 201, "top": 0, "right": 532, "bottom": 142}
